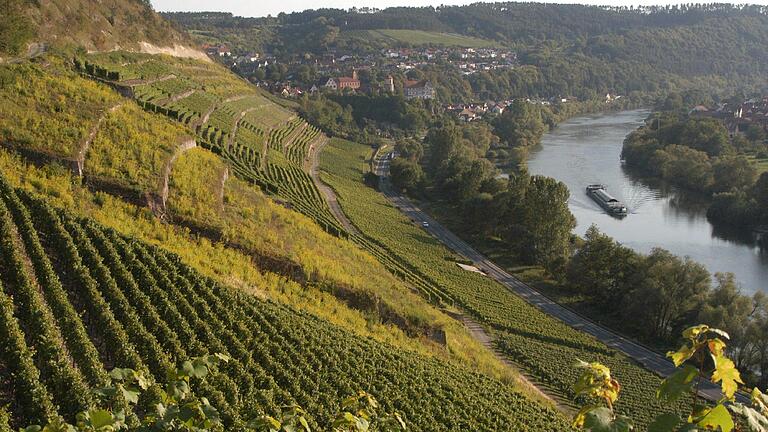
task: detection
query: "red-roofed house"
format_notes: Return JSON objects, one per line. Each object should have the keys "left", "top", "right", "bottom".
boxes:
{"left": 324, "top": 70, "right": 361, "bottom": 91}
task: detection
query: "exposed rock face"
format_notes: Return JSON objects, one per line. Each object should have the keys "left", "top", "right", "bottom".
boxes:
{"left": 138, "top": 42, "right": 209, "bottom": 62}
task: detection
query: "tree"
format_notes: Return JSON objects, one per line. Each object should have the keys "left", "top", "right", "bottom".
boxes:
{"left": 424, "top": 124, "right": 461, "bottom": 173}
{"left": 698, "top": 274, "right": 764, "bottom": 373}
{"left": 754, "top": 172, "right": 768, "bottom": 219}
{"left": 626, "top": 249, "right": 710, "bottom": 340}
{"left": 435, "top": 155, "right": 495, "bottom": 202}
{"left": 652, "top": 145, "right": 713, "bottom": 191}
{"left": 491, "top": 100, "right": 546, "bottom": 148}
{"left": 389, "top": 158, "right": 424, "bottom": 193}
{"left": 678, "top": 118, "right": 731, "bottom": 157}
{"left": 566, "top": 225, "right": 643, "bottom": 311}
{"left": 395, "top": 138, "right": 423, "bottom": 162}
{"left": 461, "top": 192, "right": 501, "bottom": 237}
{"left": 745, "top": 124, "right": 766, "bottom": 143}
{"left": 503, "top": 174, "right": 575, "bottom": 275}
{"left": 712, "top": 156, "right": 757, "bottom": 193}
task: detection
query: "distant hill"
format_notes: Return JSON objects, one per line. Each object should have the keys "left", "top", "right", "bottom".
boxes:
{"left": 165, "top": 4, "right": 768, "bottom": 101}
{"left": 341, "top": 29, "right": 497, "bottom": 48}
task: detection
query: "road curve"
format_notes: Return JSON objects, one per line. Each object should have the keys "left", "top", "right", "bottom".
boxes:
{"left": 373, "top": 153, "right": 746, "bottom": 404}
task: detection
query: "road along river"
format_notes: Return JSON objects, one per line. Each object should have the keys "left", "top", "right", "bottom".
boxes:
{"left": 527, "top": 109, "right": 768, "bottom": 295}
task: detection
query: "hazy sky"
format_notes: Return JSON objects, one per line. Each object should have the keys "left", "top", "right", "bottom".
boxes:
{"left": 151, "top": 0, "right": 767, "bottom": 18}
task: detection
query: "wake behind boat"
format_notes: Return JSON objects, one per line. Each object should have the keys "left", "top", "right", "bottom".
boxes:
{"left": 586, "top": 184, "right": 628, "bottom": 217}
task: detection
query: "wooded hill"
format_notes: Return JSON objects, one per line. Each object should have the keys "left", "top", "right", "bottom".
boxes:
{"left": 167, "top": 4, "right": 768, "bottom": 101}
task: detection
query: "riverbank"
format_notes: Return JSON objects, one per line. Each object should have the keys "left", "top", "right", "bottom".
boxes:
{"left": 418, "top": 198, "right": 681, "bottom": 354}
{"left": 527, "top": 109, "right": 768, "bottom": 294}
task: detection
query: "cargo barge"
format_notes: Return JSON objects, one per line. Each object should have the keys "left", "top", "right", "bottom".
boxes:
{"left": 586, "top": 184, "right": 628, "bottom": 217}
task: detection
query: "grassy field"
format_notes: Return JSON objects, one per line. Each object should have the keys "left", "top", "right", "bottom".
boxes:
{"left": 87, "top": 103, "right": 190, "bottom": 192}
{"left": 344, "top": 29, "right": 498, "bottom": 48}
{"left": 0, "top": 61, "right": 121, "bottom": 158}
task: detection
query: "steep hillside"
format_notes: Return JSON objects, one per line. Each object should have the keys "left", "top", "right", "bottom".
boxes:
{"left": 1, "top": 0, "right": 202, "bottom": 59}
{"left": 0, "top": 175, "right": 571, "bottom": 430}
{"left": 0, "top": 54, "right": 514, "bottom": 376}
{"left": 0, "top": 52, "right": 578, "bottom": 428}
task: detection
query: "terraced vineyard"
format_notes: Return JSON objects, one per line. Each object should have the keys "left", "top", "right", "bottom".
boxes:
{"left": 0, "top": 175, "right": 572, "bottom": 431}
{"left": 80, "top": 52, "right": 343, "bottom": 237}
{"left": 319, "top": 138, "right": 690, "bottom": 428}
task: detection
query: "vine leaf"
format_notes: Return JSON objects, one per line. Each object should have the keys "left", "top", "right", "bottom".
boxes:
{"left": 647, "top": 413, "right": 681, "bottom": 432}
{"left": 657, "top": 365, "right": 698, "bottom": 402}
{"left": 711, "top": 355, "right": 743, "bottom": 399}
{"left": 682, "top": 324, "right": 710, "bottom": 340}
{"left": 581, "top": 407, "right": 632, "bottom": 432}
{"left": 667, "top": 343, "right": 697, "bottom": 368}
{"left": 707, "top": 338, "right": 727, "bottom": 357}
{"left": 696, "top": 404, "right": 734, "bottom": 432}
{"left": 729, "top": 403, "right": 768, "bottom": 432}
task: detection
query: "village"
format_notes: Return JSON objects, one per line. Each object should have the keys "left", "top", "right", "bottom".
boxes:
{"left": 202, "top": 42, "right": 634, "bottom": 124}
{"left": 690, "top": 97, "right": 768, "bottom": 135}
{"left": 203, "top": 43, "right": 515, "bottom": 100}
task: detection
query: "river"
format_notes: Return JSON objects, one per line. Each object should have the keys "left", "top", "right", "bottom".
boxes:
{"left": 527, "top": 109, "right": 768, "bottom": 295}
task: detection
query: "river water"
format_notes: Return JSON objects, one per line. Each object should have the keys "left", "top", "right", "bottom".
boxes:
{"left": 527, "top": 109, "right": 768, "bottom": 294}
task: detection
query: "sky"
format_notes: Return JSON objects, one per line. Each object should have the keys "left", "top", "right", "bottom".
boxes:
{"left": 151, "top": 0, "right": 768, "bottom": 18}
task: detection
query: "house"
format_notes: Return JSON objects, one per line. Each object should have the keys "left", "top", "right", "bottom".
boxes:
{"left": 324, "top": 70, "right": 361, "bottom": 91}
{"left": 458, "top": 108, "right": 478, "bottom": 122}
{"left": 203, "top": 44, "right": 231, "bottom": 57}
{"left": 404, "top": 80, "right": 435, "bottom": 100}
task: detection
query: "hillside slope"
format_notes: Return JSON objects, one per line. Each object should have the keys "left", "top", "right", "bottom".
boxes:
{"left": 0, "top": 175, "right": 571, "bottom": 430}
{"left": 0, "top": 52, "right": 579, "bottom": 428}
{"left": 1, "top": 0, "right": 203, "bottom": 59}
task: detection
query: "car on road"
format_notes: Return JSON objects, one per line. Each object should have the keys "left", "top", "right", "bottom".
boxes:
{"left": 421, "top": 221, "right": 430, "bottom": 228}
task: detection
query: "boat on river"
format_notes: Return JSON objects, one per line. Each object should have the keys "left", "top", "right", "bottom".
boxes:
{"left": 586, "top": 184, "right": 628, "bottom": 217}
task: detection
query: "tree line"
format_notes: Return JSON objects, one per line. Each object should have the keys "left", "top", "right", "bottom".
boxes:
{"left": 622, "top": 96, "right": 768, "bottom": 229}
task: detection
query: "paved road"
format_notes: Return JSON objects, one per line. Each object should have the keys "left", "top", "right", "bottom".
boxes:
{"left": 373, "top": 154, "right": 746, "bottom": 404}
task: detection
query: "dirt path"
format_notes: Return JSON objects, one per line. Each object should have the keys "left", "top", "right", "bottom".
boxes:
{"left": 281, "top": 122, "right": 308, "bottom": 151}
{"left": 74, "top": 102, "right": 127, "bottom": 176}
{"left": 309, "top": 137, "right": 359, "bottom": 235}
{"left": 1, "top": 43, "right": 46, "bottom": 65}
{"left": 451, "top": 312, "right": 573, "bottom": 414}
{"left": 303, "top": 133, "right": 325, "bottom": 172}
